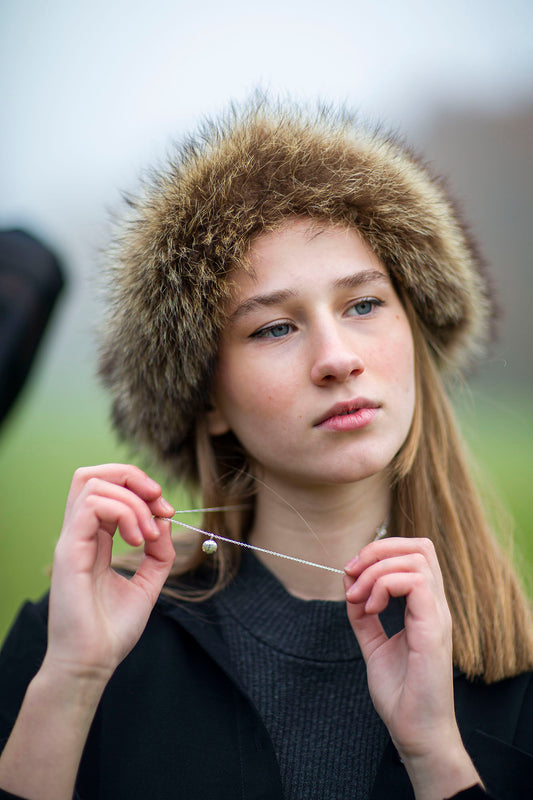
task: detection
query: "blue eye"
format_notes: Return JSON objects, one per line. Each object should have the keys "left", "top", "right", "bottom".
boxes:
{"left": 348, "top": 298, "right": 382, "bottom": 316}
{"left": 253, "top": 323, "right": 292, "bottom": 339}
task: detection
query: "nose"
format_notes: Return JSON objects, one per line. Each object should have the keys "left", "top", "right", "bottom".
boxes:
{"left": 309, "top": 323, "right": 364, "bottom": 386}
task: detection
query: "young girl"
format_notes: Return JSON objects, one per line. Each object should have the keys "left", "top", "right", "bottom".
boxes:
{"left": 0, "top": 99, "right": 532, "bottom": 800}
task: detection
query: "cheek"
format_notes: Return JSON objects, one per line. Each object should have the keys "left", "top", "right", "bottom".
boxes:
{"left": 218, "top": 356, "right": 300, "bottom": 427}
{"left": 375, "top": 322, "right": 416, "bottom": 403}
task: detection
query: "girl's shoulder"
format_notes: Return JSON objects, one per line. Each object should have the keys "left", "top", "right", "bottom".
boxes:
{"left": 453, "top": 669, "right": 533, "bottom": 797}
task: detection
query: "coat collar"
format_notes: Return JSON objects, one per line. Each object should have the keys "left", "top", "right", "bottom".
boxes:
{"left": 156, "top": 593, "right": 533, "bottom": 800}
{"left": 158, "top": 594, "right": 412, "bottom": 799}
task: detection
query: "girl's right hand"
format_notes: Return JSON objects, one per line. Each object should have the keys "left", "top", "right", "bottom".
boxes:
{"left": 43, "top": 464, "right": 176, "bottom": 684}
{"left": 0, "top": 464, "right": 175, "bottom": 799}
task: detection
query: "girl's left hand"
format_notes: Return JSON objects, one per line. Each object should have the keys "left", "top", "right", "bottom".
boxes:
{"left": 344, "top": 537, "right": 481, "bottom": 799}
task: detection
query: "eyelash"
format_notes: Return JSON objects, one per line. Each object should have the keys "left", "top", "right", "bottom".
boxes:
{"left": 250, "top": 297, "right": 384, "bottom": 339}
{"left": 251, "top": 322, "right": 294, "bottom": 339}
{"left": 347, "top": 297, "right": 384, "bottom": 317}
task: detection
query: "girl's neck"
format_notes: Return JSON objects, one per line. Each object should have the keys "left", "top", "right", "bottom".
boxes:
{"left": 248, "top": 471, "right": 391, "bottom": 601}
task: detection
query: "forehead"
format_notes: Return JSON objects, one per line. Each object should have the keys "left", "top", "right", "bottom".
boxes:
{"left": 231, "top": 217, "right": 389, "bottom": 299}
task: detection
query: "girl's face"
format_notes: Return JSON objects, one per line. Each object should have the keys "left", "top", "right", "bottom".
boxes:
{"left": 208, "top": 218, "right": 416, "bottom": 490}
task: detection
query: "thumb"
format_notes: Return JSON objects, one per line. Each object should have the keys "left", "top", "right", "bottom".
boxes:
{"left": 130, "top": 522, "right": 176, "bottom": 604}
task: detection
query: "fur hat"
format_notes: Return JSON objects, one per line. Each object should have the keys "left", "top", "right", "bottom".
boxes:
{"left": 98, "top": 97, "right": 494, "bottom": 483}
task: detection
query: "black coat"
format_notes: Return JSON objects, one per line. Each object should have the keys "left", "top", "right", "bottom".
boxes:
{"left": 1, "top": 594, "right": 532, "bottom": 799}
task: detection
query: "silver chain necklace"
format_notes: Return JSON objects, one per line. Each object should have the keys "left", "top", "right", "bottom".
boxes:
{"left": 162, "top": 507, "right": 388, "bottom": 575}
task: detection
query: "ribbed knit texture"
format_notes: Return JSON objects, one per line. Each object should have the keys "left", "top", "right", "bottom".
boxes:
{"left": 214, "top": 553, "right": 405, "bottom": 800}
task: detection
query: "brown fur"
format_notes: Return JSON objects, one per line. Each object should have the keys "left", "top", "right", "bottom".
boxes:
{"left": 98, "top": 97, "right": 494, "bottom": 482}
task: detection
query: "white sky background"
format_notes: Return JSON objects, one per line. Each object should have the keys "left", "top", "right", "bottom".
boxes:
{"left": 1, "top": 0, "right": 532, "bottom": 399}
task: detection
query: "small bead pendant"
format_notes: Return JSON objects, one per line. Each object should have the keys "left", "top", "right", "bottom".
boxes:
{"left": 202, "top": 538, "right": 218, "bottom": 555}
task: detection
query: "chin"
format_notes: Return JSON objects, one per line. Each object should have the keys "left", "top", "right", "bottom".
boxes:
{"left": 283, "top": 459, "right": 392, "bottom": 489}
{"left": 324, "top": 452, "right": 397, "bottom": 486}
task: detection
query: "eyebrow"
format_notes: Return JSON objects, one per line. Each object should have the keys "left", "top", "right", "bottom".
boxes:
{"left": 229, "top": 269, "right": 390, "bottom": 322}
{"left": 332, "top": 270, "right": 390, "bottom": 291}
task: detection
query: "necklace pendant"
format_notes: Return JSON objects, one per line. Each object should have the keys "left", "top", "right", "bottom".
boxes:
{"left": 202, "top": 537, "right": 218, "bottom": 555}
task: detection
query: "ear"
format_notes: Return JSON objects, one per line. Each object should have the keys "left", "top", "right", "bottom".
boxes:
{"left": 206, "top": 402, "right": 231, "bottom": 436}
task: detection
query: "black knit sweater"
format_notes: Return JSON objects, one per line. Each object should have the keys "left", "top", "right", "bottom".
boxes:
{"left": 214, "top": 553, "right": 405, "bottom": 800}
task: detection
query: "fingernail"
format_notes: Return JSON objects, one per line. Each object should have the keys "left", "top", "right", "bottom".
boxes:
{"left": 344, "top": 555, "right": 359, "bottom": 572}
{"left": 151, "top": 519, "right": 160, "bottom": 536}
{"left": 347, "top": 585, "right": 361, "bottom": 603}
{"left": 160, "top": 499, "right": 174, "bottom": 516}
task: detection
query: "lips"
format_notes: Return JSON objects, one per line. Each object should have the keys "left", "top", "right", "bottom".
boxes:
{"left": 314, "top": 398, "right": 380, "bottom": 427}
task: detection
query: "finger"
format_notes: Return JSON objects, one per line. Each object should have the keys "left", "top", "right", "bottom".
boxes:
{"left": 69, "top": 478, "right": 162, "bottom": 543}
{"left": 345, "top": 538, "right": 442, "bottom": 586}
{"left": 53, "top": 496, "right": 146, "bottom": 579}
{"left": 130, "top": 524, "right": 176, "bottom": 603}
{"left": 152, "top": 515, "right": 173, "bottom": 544}
{"left": 92, "top": 528, "right": 114, "bottom": 574}
{"left": 97, "top": 511, "right": 174, "bottom": 570}
{"left": 362, "top": 572, "right": 438, "bottom": 620}
{"left": 150, "top": 495, "right": 175, "bottom": 519}
{"left": 71, "top": 467, "right": 175, "bottom": 527}
{"left": 68, "top": 464, "right": 170, "bottom": 510}
{"left": 67, "top": 495, "right": 147, "bottom": 549}
{"left": 344, "top": 575, "right": 389, "bottom": 660}
{"left": 346, "top": 553, "right": 437, "bottom": 605}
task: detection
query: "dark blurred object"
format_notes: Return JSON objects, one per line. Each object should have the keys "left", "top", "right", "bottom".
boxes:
{"left": 0, "top": 229, "right": 65, "bottom": 425}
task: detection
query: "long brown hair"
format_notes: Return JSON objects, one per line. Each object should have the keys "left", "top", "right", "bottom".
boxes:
{"left": 391, "top": 298, "right": 533, "bottom": 681}
{"left": 115, "top": 279, "right": 533, "bottom": 684}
